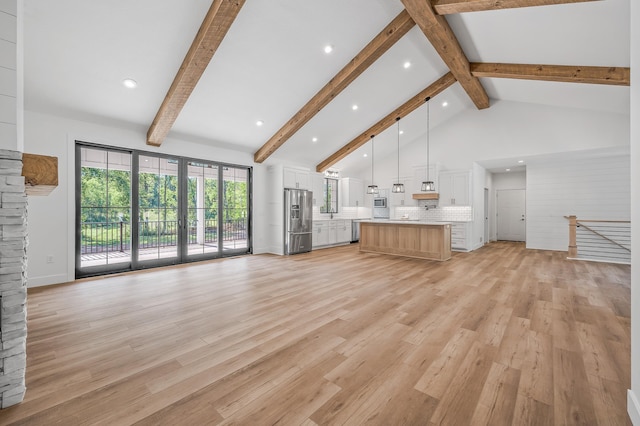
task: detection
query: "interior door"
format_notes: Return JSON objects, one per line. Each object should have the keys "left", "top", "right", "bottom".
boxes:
{"left": 497, "top": 189, "right": 526, "bottom": 241}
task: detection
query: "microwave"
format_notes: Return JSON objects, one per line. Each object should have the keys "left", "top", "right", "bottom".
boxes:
{"left": 373, "top": 197, "right": 387, "bottom": 208}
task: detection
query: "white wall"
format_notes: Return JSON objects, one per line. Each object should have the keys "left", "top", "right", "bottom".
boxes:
{"left": 629, "top": 1, "right": 639, "bottom": 423}
{"left": 24, "top": 110, "right": 270, "bottom": 287}
{"left": 488, "top": 171, "right": 526, "bottom": 242}
{"left": 0, "top": 0, "right": 19, "bottom": 151}
{"left": 351, "top": 100, "right": 629, "bottom": 179}
{"left": 351, "top": 100, "right": 629, "bottom": 252}
{"left": 526, "top": 154, "right": 630, "bottom": 252}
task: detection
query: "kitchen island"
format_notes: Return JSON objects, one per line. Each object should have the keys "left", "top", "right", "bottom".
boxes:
{"left": 359, "top": 220, "right": 451, "bottom": 261}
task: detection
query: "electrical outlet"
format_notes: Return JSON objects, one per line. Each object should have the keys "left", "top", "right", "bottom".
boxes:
{"left": 46, "top": 255, "right": 54, "bottom": 264}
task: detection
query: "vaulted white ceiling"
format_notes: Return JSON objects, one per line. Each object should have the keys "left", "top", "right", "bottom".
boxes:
{"left": 23, "top": 0, "right": 630, "bottom": 174}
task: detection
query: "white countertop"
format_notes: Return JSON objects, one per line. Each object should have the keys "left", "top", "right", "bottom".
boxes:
{"left": 313, "top": 218, "right": 371, "bottom": 222}
{"left": 359, "top": 219, "right": 451, "bottom": 226}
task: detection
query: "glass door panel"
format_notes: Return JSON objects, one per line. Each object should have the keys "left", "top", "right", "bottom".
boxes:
{"left": 138, "top": 155, "right": 179, "bottom": 262}
{"left": 186, "top": 161, "right": 219, "bottom": 257}
{"left": 222, "top": 166, "right": 249, "bottom": 252}
{"left": 78, "top": 146, "right": 132, "bottom": 274}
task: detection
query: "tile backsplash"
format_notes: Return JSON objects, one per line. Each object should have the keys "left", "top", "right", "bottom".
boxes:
{"left": 394, "top": 202, "right": 473, "bottom": 222}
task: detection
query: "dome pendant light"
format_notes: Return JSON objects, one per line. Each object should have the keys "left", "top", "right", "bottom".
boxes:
{"left": 421, "top": 97, "right": 436, "bottom": 192}
{"left": 366, "top": 135, "right": 379, "bottom": 194}
{"left": 391, "top": 117, "right": 404, "bottom": 194}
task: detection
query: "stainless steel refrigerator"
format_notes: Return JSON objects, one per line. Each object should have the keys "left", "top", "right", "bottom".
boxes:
{"left": 284, "top": 188, "right": 313, "bottom": 255}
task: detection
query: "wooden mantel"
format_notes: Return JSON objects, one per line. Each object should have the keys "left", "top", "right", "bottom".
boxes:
{"left": 21, "top": 153, "right": 58, "bottom": 196}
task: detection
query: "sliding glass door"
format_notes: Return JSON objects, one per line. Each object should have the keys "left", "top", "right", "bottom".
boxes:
{"left": 186, "top": 161, "right": 219, "bottom": 258}
{"left": 137, "top": 155, "right": 180, "bottom": 265}
{"left": 76, "top": 143, "right": 252, "bottom": 278}
{"left": 77, "top": 146, "right": 132, "bottom": 274}
{"left": 222, "top": 166, "right": 249, "bottom": 253}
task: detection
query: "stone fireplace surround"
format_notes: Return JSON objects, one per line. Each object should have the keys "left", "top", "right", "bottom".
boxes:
{"left": 0, "top": 149, "right": 28, "bottom": 408}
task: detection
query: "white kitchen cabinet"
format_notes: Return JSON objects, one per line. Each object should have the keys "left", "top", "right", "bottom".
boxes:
{"left": 284, "top": 167, "right": 310, "bottom": 190}
{"left": 335, "top": 220, "right": 351, "bottom": 243}
{"left": 390, "top": 177, "right": 415, "bottom": 207}
{"left": 341, "top": 178, "right": 364, "bottom": 207}
{"left": 312, "top": 220, "right": 351, "bottom": 248}
{"left": 413, "top": 165, "right": 439, "bottom": 193}
{"left": 311, "top": 172, "right": 324, "bottom": 207}
{"left": 439, "top": 171, "right": 470, "bottom": 206}
{"left": 328, "top": 221, "right": 338, "bottom": 244}
{"left": 451, "top": 221, "right": 471, "bottom": 251}
{"left": 312, "top": 221, "right": 329, "bottom": 247}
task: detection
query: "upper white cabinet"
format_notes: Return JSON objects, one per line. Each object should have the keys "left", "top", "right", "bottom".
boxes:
{"left": 390, "top": 177, "right": 415, "bottom": 207}
{"left": 413, "top": 165, "right": 439, "bottom": 194}
{"left": 311, "top": 172, "right": 324, "bottom": 207}
{"left": 284, "top": 167, "right": 310, "bottom": 190}
{"left": 341, "top": 178, "right": 364, "bottom": 207}
{"left": 439, "top": 171, "right": 471, "bottom": 206}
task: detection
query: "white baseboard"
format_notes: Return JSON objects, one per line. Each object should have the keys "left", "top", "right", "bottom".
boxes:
{"left": 629, "top": 390, "right": 640, "bottom": 425}
{"left": 267, "top": 245, "right": 284, "bottom": 255}
{"left": 27, "top": 274, "right": 70, "bottom": 288}
{"left": 252, "top": 245, "right": 270, "bottom": 254}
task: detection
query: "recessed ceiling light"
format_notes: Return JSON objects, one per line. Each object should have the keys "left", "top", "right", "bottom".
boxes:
{"left": 399, "top": 130, "right": 404, "bottom": 135}
{"left": 518, "top": 160, "right": 524, "bottom": 164}
{"left": 256, "top": 120, "right": 264, "bottom": 126}
{"left": 312, "top": 137, "right": 318, "bottom": 143}
{"left": 324, "top": 45, "right": 333, "bottom": 54}
{"left": 122, "top": 78, "right": 137, "bottom": 89}
{"left": 403, "top": 61, "right": 411, "bottom": 69}
{"left": 352, "top": 105, "right": 358, "bottom": 111}
{"left": 363, "top": 153, "right": 368, "bottom": 158}
{"left": 506, "top": 168, "right": 511, "bottom": 172}
{"left": 442, "top": 101, "right": 448, "bottom": 107}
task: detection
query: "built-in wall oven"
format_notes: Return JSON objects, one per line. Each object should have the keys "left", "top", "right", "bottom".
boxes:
{"left": 373, "top": 197, "right": 387, "bottom": 208}
{"left": 373, "top": 197, "right": 389, "bottom": 219}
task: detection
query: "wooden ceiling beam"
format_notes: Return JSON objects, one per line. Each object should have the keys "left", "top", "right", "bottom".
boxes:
{"left": 470, "top": 62, "right": 631, "bottom": 86}
{"left": 316, "top": 72, "right": 456, "bottom": 173}
{"left": 253, "top": 10, "right": 416, "bottom": 164}
{"left": 431, "top": 0, "right": 600, "bottom": 15}
{"left": 147, "top": 0, "right": 246, "bottom": 147}
{"left": 401, "top": 0, "right": 489, "bottom": 110}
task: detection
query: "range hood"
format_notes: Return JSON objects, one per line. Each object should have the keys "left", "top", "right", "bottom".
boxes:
{"left": 412, "top": 193, "right": 439, "bottom": 200}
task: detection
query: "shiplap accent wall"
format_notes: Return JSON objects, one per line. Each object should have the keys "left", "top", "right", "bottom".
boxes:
{"left": 526, "top": 155, "right": 630, "bottom": 251}
{"left": 0, "top": 1, "right": 17, "bottom": 150}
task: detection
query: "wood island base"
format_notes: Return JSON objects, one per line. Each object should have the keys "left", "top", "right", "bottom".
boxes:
{"left": 359, "top": 221, "right": 451, "bottom": 261}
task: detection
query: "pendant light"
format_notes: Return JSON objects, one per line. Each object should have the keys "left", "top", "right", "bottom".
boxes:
{"left": 366, "top": 135, "right": 379, "bottom": 194}
{"left": 391, "top": 117, "right": 404, "bottom": 193}
{"left": 421, "top": 97, "right": 436, "bottom": 192}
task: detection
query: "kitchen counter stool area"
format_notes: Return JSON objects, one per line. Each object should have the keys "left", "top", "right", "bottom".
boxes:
{"left": 359, "top": 220, "right": 452, "bottom": 261}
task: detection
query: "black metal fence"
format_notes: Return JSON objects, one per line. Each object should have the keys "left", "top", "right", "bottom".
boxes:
{"left": 81, "top": 218, "right": 247, "bottom": 254}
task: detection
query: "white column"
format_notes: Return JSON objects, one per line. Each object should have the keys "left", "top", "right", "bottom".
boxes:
{"left": 629, "top": 3, "right": 640, "bottom": 424}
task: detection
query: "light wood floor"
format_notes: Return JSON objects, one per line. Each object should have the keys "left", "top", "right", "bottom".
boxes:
{"left": 0, "top": 242, "right": 631, "bottom": 425}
